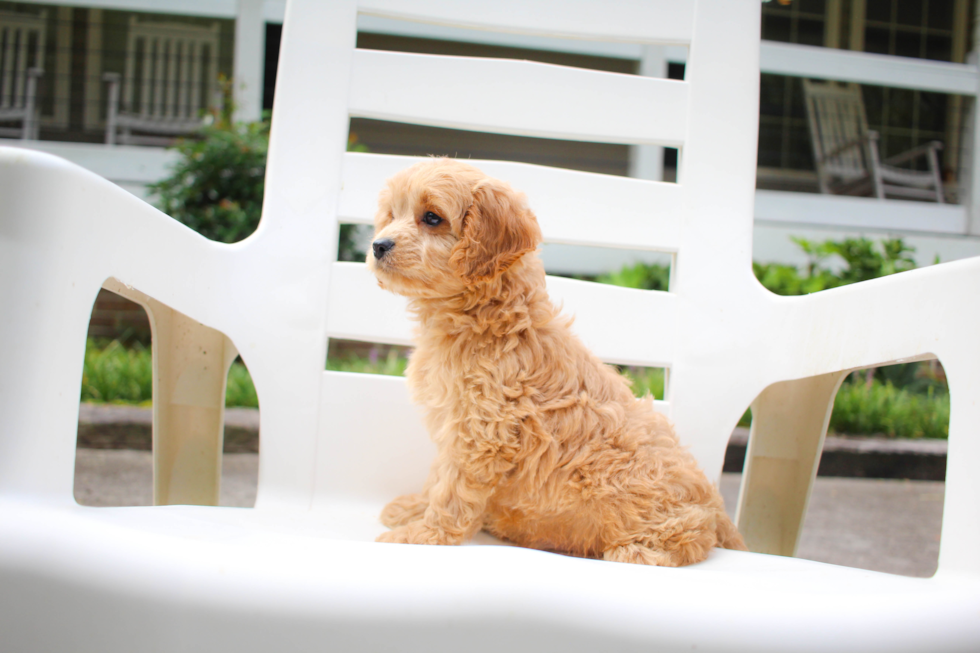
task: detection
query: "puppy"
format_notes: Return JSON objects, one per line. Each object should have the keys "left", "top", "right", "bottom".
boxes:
{"left": 367, "top": 158, "right": 746, "bottom": 566}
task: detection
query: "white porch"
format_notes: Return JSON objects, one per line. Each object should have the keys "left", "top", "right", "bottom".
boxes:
{"left": 5, "top": 0, "right": 980, "bottom": 273}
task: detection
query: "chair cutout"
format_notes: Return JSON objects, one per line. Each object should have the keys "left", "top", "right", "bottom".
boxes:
{"left": 104, "top": 16, "right": 222, "bottom": 146}
{"left": 0, "top": 9, "right": 45, "bottom": 140}
{"left": 803, "top": 79, "right": 945, "bottom": 202}
{"left": 1, "top": 1, "right": 978, "bottom": 650}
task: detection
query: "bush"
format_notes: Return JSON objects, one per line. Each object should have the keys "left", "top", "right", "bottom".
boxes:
{"left": 150, "top": 116, "right": 366, "bottom": 259}
{"left": 327, "top": 347, "right": 409, "bottom": 377}
{"left": 82, "top": 339, "right": 408, "bottom": 408}
{"left": 831, "top": 378, "right": 948, "bottom": 439}
{"left": 226, "top": 362, "right": 259, "bottom": 408}
{"left": 150, "top": 119, "right": 269, "bottom": 244}
{"left": 81, "top": 339, "right": 153, "bottom": 404}
{"left": 596, "top": 262, "right": 669, "bottom": 291}
{"left": 752, "top": 236, "right": 917, "bottom": 296}
{"left": 620, "top": 366, "right": 665, "bottom": 400}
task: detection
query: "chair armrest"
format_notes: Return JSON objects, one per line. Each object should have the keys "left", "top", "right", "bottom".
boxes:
{"left": 883, "top": 140, "right": 944, "bottom": 167}
{"left": 819, "top": 131, "right": 877, "bottom": 162}
{"left": 0, "top": 147, "right": 235, "bottom": 499}
{"left": 103, "top": 73, "right": 121, "bottom": 145}
{"left": 22, "top": 68, "right": 43, "bottom": 140}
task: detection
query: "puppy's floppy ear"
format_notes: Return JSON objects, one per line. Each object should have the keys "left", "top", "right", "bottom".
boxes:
{"left": 450, "top": 178, "right": 542, "bottom": 283}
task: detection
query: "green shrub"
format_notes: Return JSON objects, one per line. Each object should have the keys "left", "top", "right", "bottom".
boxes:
{"left": 831, "top": 378, "right": 948, "bottom": 439}
{"left": 597, "top": 262, "right": 670, "bottom": 291}
{"left": 82, "top": 339, "right": 409, "bottom": 408}
{"left": 226, "top": 362, "right": 259, "bottom": 408}
{"left": 327, "top": 348, "right": 410, "bottom": 377}
{"left": 81, "top": 339, "right": 153, "bottom": 404}
{"left": 620, "top": 366, "right": 665, "bottom": 400}
{"left": 150, "top": 117, "right": 366, "bottom": 259}
{"left": 751, "top": 261, "right": 841, "bottom": 296}
{"left": 752, "top": 236, "right": 917, "bottom": 296}
{"left": 149, "top": 119, "right": 269, "bottom": 244}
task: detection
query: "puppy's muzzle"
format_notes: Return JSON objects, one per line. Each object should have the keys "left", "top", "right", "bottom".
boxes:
{"left": 373, "top": 238, "right": 395, "bottom": 260}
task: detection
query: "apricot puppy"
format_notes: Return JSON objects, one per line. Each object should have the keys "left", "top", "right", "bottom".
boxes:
{"left": 367, "top": 158, "right": 746, "bottom": 566}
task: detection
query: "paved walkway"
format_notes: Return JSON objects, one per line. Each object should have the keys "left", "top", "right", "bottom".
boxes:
{"left": 74, "top": 449, "right": 943, "bottom": 578}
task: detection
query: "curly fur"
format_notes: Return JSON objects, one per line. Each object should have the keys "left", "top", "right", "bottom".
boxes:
{"left": 367, "top": 158, "right": 746, "bottom": 566}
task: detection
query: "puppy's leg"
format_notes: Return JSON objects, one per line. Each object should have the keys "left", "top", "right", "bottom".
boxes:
{"left": 604, "top": 505, "right": 722, "bottom": 567}
{"left": 603, "top": 543, "right": 675, "bottom": 567}
{"left": 376, "top": 454, "right": 499, "bottom": 546}
{"left": 603, "top": 535, "right": 713, "bottom": 568}
{"left": 380, "top": 493, "right": 428, "bottom": 528}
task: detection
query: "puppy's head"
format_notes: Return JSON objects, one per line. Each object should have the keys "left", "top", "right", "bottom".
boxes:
{"left": 367, "top": 158, "right": 541, "bottom": 299}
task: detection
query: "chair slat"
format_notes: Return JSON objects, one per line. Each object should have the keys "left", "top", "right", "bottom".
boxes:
{"left": 339, "top": 153, "right": 683, "bottom": 251}
{"left": 327, "top": 262, "right": 415, "bottom": 347}
{"left": 317, "top": 370, "right": 669, "bottom": 504}
{"left": 546, "top": 275, "right": 676, "bottom": 367}
{"left": 358, "top": 0, "right": 695, "bottom": 45}
{"left": 327, "top": 262, "right": 677, "bottom": 368}
{"left": 349, "top": 49, "right": 689, "bottom": 146}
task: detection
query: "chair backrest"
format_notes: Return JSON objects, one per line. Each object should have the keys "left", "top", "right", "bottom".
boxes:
{"left": 251, "top": 0, "right": 762, "bottom": 508}
{"left": 0, "top": 9, "right": 45, "bottom": 113}
{"left": 122, "top": 16, "right": 220, "bottom": 121}
{"left": 803, "top": 79, "right": 872, "bottom": 182}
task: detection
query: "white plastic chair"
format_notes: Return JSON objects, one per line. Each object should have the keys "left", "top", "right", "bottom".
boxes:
{"left": 1, "top": 1, "right": 978, "bottom": 651}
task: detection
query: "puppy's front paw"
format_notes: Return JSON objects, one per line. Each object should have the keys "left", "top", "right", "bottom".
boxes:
{"left": 376, "top": 521, "right": 459, "bottom": 545}
{"left": 380, "top": 493, "right": 428, "bottom": 528}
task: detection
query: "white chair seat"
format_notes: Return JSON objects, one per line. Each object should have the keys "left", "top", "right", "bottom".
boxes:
{"left": 4, "top": 497, "right": 976, "bottom": 652}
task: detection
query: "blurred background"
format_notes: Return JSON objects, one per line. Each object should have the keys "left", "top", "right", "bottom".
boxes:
{"left": 2, "top": 0, "right": 979, "bottom": 272}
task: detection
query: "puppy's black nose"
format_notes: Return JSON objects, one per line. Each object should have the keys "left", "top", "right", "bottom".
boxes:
{"left": 373, "top": 238, "right": 395, "bottom": 260}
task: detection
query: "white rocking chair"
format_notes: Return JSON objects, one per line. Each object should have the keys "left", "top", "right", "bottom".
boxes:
{"left": 0, "top": 9, "right": 45, "bottom": 140}
{"left": 103, "top": 16, "right": 222, "bottom": 146}
{"left": 1, "top": 1, "right": 978, "bottom": 651}
{"left": 803, "top": 79, "right": 945, "bottom": 202}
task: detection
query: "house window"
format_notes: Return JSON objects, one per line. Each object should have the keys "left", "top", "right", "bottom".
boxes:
{"left": 863, "top": 0, "right": 955, "bottom": 62}
{"left": 758, "top": 1, "right": 833, "bottom": 180}
{"left": 761, "top": 0, "right": 827, "bottom": 46}
{"left": 758, "top": 0, "right": 970, "bottom": 194}
{"left": 860, "top": 0, "right": 964, "bottom": 178}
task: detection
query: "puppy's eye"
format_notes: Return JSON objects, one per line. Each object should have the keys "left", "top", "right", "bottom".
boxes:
{"left": 422, "top": 211, "right": 443, "bottom": 227}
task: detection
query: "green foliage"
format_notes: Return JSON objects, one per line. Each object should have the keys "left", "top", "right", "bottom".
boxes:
{"left": 738, "top": 373, "right": 949, "bottom": 438}
{"left": 149, "top": 116, "right": 366, "bottom": 260}
{"left": 327, "top": 347, "right": 410, "bottom": 376}
{"left": 751, "top": 261, "right": 840, "bottom": 295}
{"left": 82, "top": 339, "right": 409, "bottom": 408}
{"left": 226, "top": 362, "right": 259, "bottom": 408}
{"left": 620, "top": 366, "right": 665, "bottom": 400}
{"left": 831, "top": 377, "right": 948, "bottom": 439}
{"left": 752, "top": 236, "right": 917, "bottom": 296}
{"left": 595, "top": 238, "right": 917, "bottom": 298}
{"left": 81, "top": 339, "right": 153, "bottom": 404}
{"left": 149, "top": 119, "right": 269, "bottom": 244}
{"left": 597, "top": 262, "right": 670, "bottom": 291}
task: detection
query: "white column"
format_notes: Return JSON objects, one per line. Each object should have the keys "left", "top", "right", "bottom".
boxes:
{"left": 233, "top": 0, "right": 265, "bottom": 123}
{"left": 628, "top": 45, "right": 668, "bottom": 181}
{"left": 965, "top": 1, "right": 980, "bottom": 234}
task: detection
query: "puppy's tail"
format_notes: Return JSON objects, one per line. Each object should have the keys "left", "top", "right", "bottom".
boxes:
{"left": 716, "top": 512, "right": 748, "bottom": 551}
